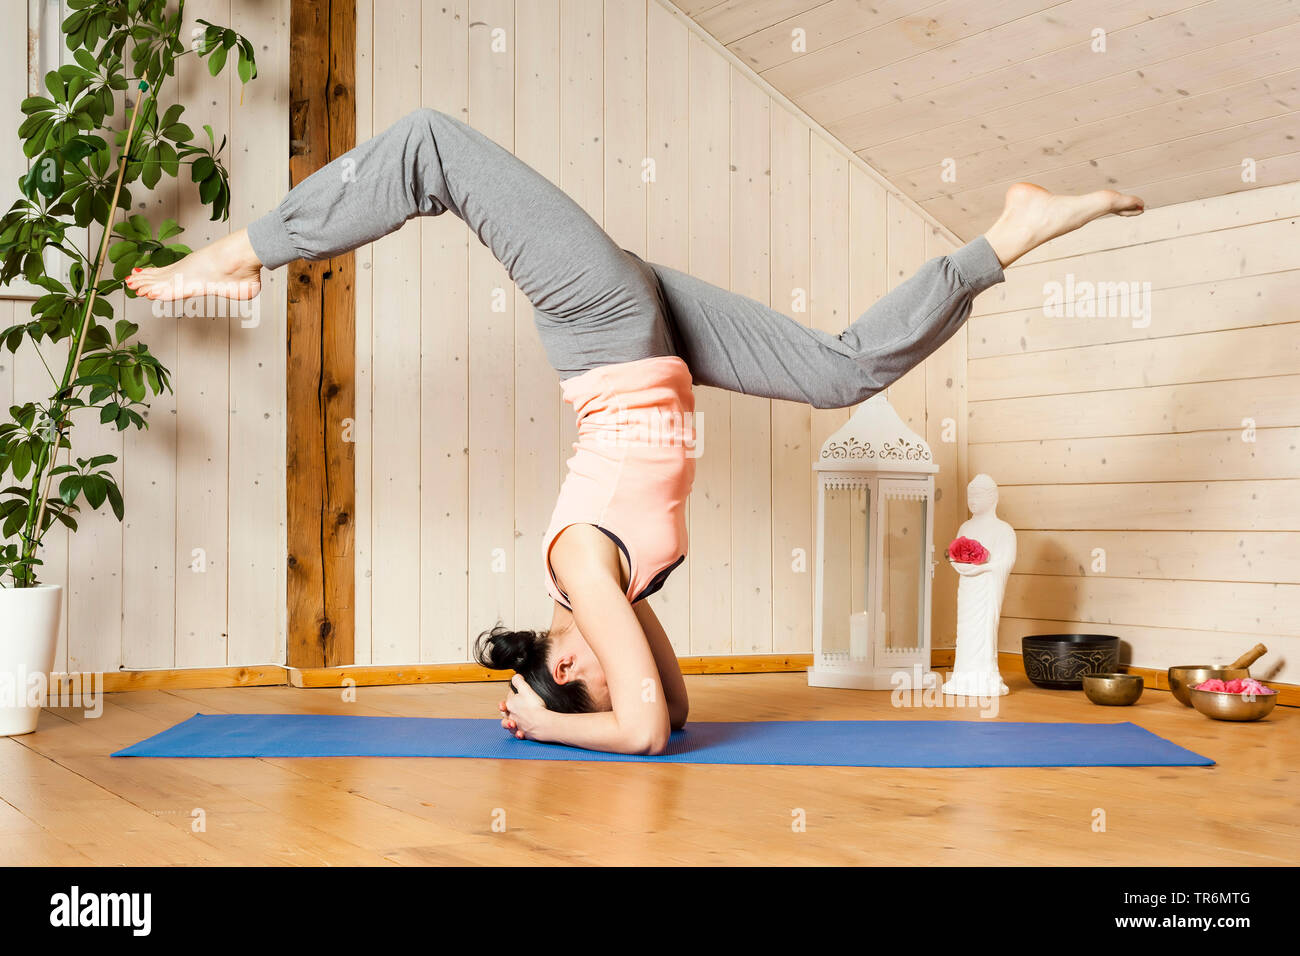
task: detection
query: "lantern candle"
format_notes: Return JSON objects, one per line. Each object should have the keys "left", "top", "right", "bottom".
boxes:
{"left": 808, "top": 394, "right": 938, "bottom": 691}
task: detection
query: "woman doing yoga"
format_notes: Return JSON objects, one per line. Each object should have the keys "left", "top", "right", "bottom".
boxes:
{"left": 126, "top": 109, "right": 1144, "bottom": 755}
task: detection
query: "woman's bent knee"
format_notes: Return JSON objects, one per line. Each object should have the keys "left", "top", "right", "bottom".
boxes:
{"left": 808, "top": 357, "right": 882, "bottom": 409}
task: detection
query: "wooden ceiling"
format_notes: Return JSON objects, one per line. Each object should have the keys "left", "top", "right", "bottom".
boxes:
{"left": 678, "top": 0, "right": 1300, "bottom": 239}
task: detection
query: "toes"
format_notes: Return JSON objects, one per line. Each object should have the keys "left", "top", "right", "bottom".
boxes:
{"left": 1105, "top": 190, "right": 1143, "bottom": 212}
{"left": 126, "top": 270, "right": 160, "bottom": 294}
{"left": 1112, "top": 194, "right": 1144, "bottom": 216}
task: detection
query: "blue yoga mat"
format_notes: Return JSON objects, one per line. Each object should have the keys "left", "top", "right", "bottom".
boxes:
{"left": 111, "top": 714, "right": 1213, "bottom": 767}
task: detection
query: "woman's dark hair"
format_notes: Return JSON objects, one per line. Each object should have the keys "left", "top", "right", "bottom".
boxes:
{"left": 475, "top": 625, "right": 594, "bottom": 713}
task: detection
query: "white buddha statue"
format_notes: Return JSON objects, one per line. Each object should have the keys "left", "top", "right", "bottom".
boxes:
{"left": 942, "top": 473, "right": 1013, "bottom": 697}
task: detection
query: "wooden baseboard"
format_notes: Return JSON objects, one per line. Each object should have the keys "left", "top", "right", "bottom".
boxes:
{"left": 64, "top": 649, "right": 1296, "bottom": 706}
{"left": 83, "top": 666, "right": 288, "bottom": 693}
{"left": 661, "top": 653, "right": 816, "bottom": 675}
{"left": 289, "top": 662, "right": 513, "bottom": 687}
{"left": 288, "top": 654, "right": 818, "bottom": 687}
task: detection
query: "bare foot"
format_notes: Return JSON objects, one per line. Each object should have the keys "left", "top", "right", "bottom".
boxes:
{"left": 125, "top": 228, "right": 263, "bottom": 301}
{"left": 983, "top": 182, "right": 1144, "bottom": 268}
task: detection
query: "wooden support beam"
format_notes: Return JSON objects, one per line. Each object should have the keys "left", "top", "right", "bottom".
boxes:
{"left": 286, "top": 0, "right": 356, "bottom": 667}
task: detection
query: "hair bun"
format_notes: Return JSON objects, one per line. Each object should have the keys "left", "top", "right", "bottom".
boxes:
{"left": 474, "top": 625, "right": 538, "bottom": 672}
{"left": 472, "top": 625, "right": 592, "bottom": 713}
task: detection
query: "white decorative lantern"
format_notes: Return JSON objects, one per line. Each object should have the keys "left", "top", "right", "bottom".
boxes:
{"left": 808, "top": 394, "right": 937, "bottom": 690}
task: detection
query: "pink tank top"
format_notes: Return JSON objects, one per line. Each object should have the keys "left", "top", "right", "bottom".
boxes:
{"left": 543, "top": 356, "right": 697, "bottom": 609}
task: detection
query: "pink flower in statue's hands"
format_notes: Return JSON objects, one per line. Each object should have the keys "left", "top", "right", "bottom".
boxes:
{"left": 948, "top": 536, "right": 990, "bottom": 564}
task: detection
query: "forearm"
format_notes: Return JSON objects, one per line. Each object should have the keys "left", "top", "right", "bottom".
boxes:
{"left": 634, "top": 603, "right": 689, "bottom": 728}
{"left": 666, "top": 692, "right": 688, "bottom": 731}
{"left": 538, "top": 709, "right": 667, "bottom": 756}
{"left": 652, "top": 649, "right": 688, "bottom": 730}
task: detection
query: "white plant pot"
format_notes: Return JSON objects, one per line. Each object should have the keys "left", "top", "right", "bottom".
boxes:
{"left": 0, "top": 584, "right": 62, "bottom": 736}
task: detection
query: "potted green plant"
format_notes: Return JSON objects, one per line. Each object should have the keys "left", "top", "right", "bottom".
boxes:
{"left": 0, "top": 0, "right": 256, "bottom": 735}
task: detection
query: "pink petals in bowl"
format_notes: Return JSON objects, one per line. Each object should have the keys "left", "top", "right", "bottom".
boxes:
{"left": 1193, "top": 677, "right": 1276, "bottom": 696}
{"left": 1187, "top": 678, "right": 1278, "bottom": 721}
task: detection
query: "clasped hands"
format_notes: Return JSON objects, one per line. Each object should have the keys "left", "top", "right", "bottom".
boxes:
{"left": 499, "top": 674, "right": 549, "bottom": 741}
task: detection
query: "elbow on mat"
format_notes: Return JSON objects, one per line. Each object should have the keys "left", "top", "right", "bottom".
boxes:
{"left": 626, "top": 721, "right": 672, "bottom": 756}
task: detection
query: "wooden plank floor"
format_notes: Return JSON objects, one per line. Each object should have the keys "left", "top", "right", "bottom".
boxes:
{"left": 1, "top": 673, "right": 1294, "bottom": 865}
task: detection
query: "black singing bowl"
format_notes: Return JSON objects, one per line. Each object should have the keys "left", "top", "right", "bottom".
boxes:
{"left": 1021, "top": 634, "right": 1120, "bottom": 690}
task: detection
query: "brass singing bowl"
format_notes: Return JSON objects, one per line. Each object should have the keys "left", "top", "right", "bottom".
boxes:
{"left": 1082, "top": 673, "right": 1144, "bottom": 706}
{"left": 1167, "top": 666, "right": 1249, "bottom": 706}
{"left": 1187, "top": 686, "right": 1278, "bottom": 722}
{"left": 1168, "top": 643, "right": 1269, "bottom": 707}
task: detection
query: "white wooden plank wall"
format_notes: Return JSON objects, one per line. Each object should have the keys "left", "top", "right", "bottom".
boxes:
{"left": 0, "top": 0, "right": 289, "bottom": 670}
{"left": 0, "top": 0, "right": 965, "bottom": 668}
{"left": 4, "top": 1, "right": 1295, "bottom": 676}
{"left": 354, "top": 0, "right": 968, "bottom": 662}
{"left": 967, "top": 180, "right": 1300, "bottom": 681}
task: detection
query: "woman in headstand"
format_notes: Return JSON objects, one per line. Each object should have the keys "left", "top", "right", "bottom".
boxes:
{"left": 127, "top": 109, "right": 1143, "bottom": 755}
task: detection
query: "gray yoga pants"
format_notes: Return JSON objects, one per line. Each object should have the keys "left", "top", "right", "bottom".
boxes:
{"left": 248, "top": 109, "right": 1004, "bottom": 409}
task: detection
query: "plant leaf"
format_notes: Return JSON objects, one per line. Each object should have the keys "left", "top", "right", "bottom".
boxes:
{"left": 81, "top": 474, "right": 107, "bottom": 510}
{"left": 104, "top": 478, "right": 123, "bottom": 520}
{"left": 207, "top": 44, "right": 227, "bottom": 76}
{"left": 58, "top": 474, "right": 81, "bottom": 506}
